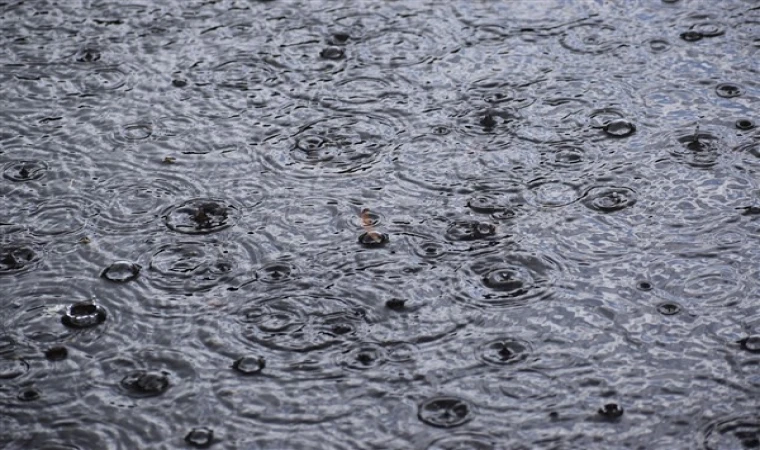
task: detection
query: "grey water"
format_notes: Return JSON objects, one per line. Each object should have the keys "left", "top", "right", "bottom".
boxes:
{"left": 1, "top": 0, "right": 760, "bottom": 448}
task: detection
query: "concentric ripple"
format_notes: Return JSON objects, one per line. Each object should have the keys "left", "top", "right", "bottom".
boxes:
{"left": 701, "top": 415, "right": 760, "bottom": 449}
{"left": 236, "top": 295, "right": 368, "bottom": 352}
{"left": 560, "top": 23, "right": 625, "bottom": 54}
{"left": 0, "top": 243, "right": 43, "bottom": 276}
{"left": 3, "top": 160, "right": 48, "bottom": 181}
{"left": 455, "top": 252, "right": 562, "bottom": 308}
{"left": 582, "top": 187, "right": 637, "bottom": 213}
{"left": 418, "top": 396, "right": 473, "bottom": 428}
{"left": 478, "top": 338, "right": 532, "bottom": 366}
{"left": 164, "top": 198, "right": 241, "bottom": 234}
{"left": 261, "top": 114, "right": 399, "bottom": 178}
{"left": 147, "top": 240, "right": 250, "bottom": 292}
{"left": 668, "top": 129, "right": 724, "bottom": 168}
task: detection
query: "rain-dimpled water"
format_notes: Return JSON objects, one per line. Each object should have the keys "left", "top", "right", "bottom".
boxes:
{"left": 1, "top": 0, "right": 760, "bottom": 448}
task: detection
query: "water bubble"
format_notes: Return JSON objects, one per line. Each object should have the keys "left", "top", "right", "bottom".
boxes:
{"left": 467, "top": 196, "right": 506, "bottom": 214}
{"left": 691, "top": 22, "right": 725, "bottom": 38}
{"left": 478, "top": 338, "right": 531, "bottom": 365}
{"left": 636, "top": 280, "right": 654, "bottom": 291}
{"left": 18, "top": 388, "right": 41, "bottom": 402}
{"left": 598, "top": 403, "right": 624, "bottom": 420}
{"left": 603, "top": 119, "right": 636, "bottom": 138}
{"left": 738, "top": 336, "right": 760, "bottom": 353}
{"left": 185, "top": 428, "right": 214, "bottom": 449}
{"left": 418, "top": 396, "right": 473, "bottom": 428}
{"left": 61, "top": 302, "right": 107, "bottom": 329}
{"left": 358, "top": 231, "right": 389, "bottom": 247}
{"left": 582, "top": 187, "right": 637, "bottom": 213}
{"left": 320, "top": 47, "right": 345, "bottom": 60}
{"left": 445, "top": 221, "right": 496, "bottom": 241}
{"left": 164, "top": 198, "right": 240, "bottom": 234}
{"left": 3, "top": 160, "right": 48, "bottom": 181}
{"left": 44, "top": 346, "right": 68, "bottom": 361}
{"left": 232, "top": 356, "right": 265, "bottom": 375}
{"left": 736, "top": 119, "right": 755, "bottom": 130}
{"left": 657, "top": 302, "right": 681, "bottom": 316}
{"left": 101, "top": 261, "right": 141, "bottom": 283}
{"left": 0, "top": 244, "right": 42, "bottom": 275}
{"left": 120, "top": 370, "right": 170, "bottom": 397}
{"left": 716, "top": 83, "right": 743, "bottom": 98}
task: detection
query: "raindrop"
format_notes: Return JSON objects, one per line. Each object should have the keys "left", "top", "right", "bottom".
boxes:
{"left": 120, "top": 370, "right": 170, "bottom": 397}
{"left": 445, "top": 221, "right": 496, "bottom": 241}
{"left": 736, "top": 119, "right": 755, "bottom": 130}
{"left": 716, "top": 83, "right": 743, "bottom": 98}
{"left": 3, "top": 160, "right": 48, "bottom": 181}
{"left": 738, "top": 336, "right": 760, "bottom": 353}
{"left": 18, "top": 388, "right": 41, "bottom": 402}
{"left": 603, "top": 119, "right": 636, "bottom": 138}
{"left": 44, "top": 346, "right": 68, "bottom": 361}
{"left": 598, "top": 403, "right": 624, "bottom": 419}
{"left": 478, "top": 338, "right": 530, "bottom": 365}
{"left": 481, "top": 268, "right": 531, "bottom": 296}
{"left": 320, "top": 47, "right": 345, "bottom": 60}
{"left": 582, "top": 187, "right": 637, "bottom": 213}
{"left": 101, "top": 261, "right": 141, "bottom": 283}
{"left": 185, "top": 428, "right": 214, "bottom": 449}
{"left": 61, "top": 302, "right": 107, "bottom": 329}
{"left": 257, "top": 262, "right": 295, "bottom": 283}
{"left": 657, "top": 302, "right": 681, "bottom": 316}
{"left": 358, "top": 231, "right": 389, "bottom": 247}
{"left": 418, "top": 396, "right": 473, "bottom": 428}
{"left": 232, "top": 356, "right": 265, "bottom": 375}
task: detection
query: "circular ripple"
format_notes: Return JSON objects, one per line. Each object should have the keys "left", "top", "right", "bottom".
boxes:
{"left": 0, "top": 243, "right": 43, "bottom": 276}
{"left": 256, "top": 261, "right": 297, "bottom": 284}
{"left": 357, "top": 27, "right": 451, "bottom": 67}
{"left": 478, "top": 338, "right": 532, "bottom": 365}
{"left": 75, "top": 66, "right": 130, "bottom": 93}
{"left": 3, "top": 160, "right": 48, "bottom": 182}
{"left": 582, "top": 187, "right": 637, "bottom": 213}
{"left": 560, "top": 23, "right": 624, "bottom": 54}
{"left": 262, "top": 114, "right": 397, "bottom": 178}
{"left": 603, "top": 119, "right": 636, "bottom": 138}
{"left": 648, "top": 258, "right": 744, "bottom": 308}
{"left": 0, "top": 358, "right": 29, "bottom": 380}
{"left": 28, "top": 196, "right": 100, "bottom": 237}
{"left": 456, "top": 252, "right": 561, "bottom": 308}
{"left": 716, "top": 83, "right": 743, "bottom": 98}
{"left": 112, "top": 122, "right": 154, "bottom": 144}
{"left": 668, "top": 129, "right": 723, "bottom": 168}
{"left": 445, "top": 221, "right": 497, "bottom": 242}
{"left": 120, "top": 370, "right": 170, "bottom": 398}
{"left": 237, "top": 295, "right": 367, "bottom": 352}
{"left": 702, "top": 415, "right": 760, "bottom": 450}
{"left": 418, "top": 396, "right": 473, "bottom": 428}
{"left": 335, "top": 342, "right": 387, "bottom": 371}
{"left": 164, "top": 198, "right": 241, "bottom": 234}
{"left": 541, "top": 143, "right": 600, "bottom": 172}
{"left": 147, "top": 240, "right": 248, "bottom": 292}
{"left": 426, "top": 433, "right": 496, "bottom": 450}
{"left": 527, "top": 179, "right": 582, "bottom": 207}
{"left": 101, "top": 260, "right": 141, "bottom": 283}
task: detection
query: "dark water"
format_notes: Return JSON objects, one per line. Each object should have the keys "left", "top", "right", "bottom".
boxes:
{"left": 1, "top": 0, "right": 760, "bottom": 448}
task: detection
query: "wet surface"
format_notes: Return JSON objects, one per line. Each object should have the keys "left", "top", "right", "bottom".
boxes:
{"left": 1, "top": 0, "right": 760, "bottom": 448}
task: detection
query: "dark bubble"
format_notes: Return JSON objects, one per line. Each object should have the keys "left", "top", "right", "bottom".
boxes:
{"left": 418, "top": 396, "right": 473, "bottom": 428}
{"left": 680, "top": 31, "right": 703, "bottom": 42}
{"left": 636, "top": 280, "right": 653, "bottom": 291}
{"left": 3, "top": 160, "right": 48, "bottom": 181}
{"left": 385, "top": 298, "right": 406, "bottom": 311}
{"left": 331, "top": 32, "right": 350, "bottom": 44}
{"left": 44, "top": 346, "right": 68, "bottom": 361}
{"left": 320, "top": 47, "right": 345, "bottom": 60}
{"left": 582, "top": 187, "right": 637, "bottom": 213}
{"left": 479, "top": 338, "right": 530, "bottom": 365}
{"left": 445, "top": 221, "right": 496, "bottom": 241}
{"left": 358, "top": 231, "right": 389, "bottom": 247}
{"left": 598, "top": 403, "right": 624, "bottom": 420}
{"left": 418, "top": 241, "right": 446, "bottom": 258}
{"left": 185, "top": 428, "right": 214, "bottom": 449}
{"left": 61, "top": 302, "right": 107, "bottom": 329}
{"left": 739, "top": 206, "right": 760, "bottom": 216}
{"left": 736, "top": 119, "right": 755, "bottom": 130}
{"left": 172, "top": 79, "right": 187, "bottom": 88}
{"left": 18, "top": 388, "right": 41, "bottom": 402}
{"left": 120, "top": 370, "right": 170, "bottom": 397}
{"left": 232, "top": 356, "right": 265, "bottom": 375}
{"left": 480, "top": 112, "right": 497, "bottom": 129}
{"left": 716, "top": 83, "right": 743, "bottom": 98}
{"left": 330, "top": 323, "right": 354, "bottom": 336}
{"left": 164, "top": 199, "right": 238, "bottom": 235}
{"left": 481, "top": 268, "right": 530, "bottom": 296}
{"left": 101, "top": 260, "right": 141, "bottom": 283}
{"left": 603, "top": 119, "right": 636, "bottom": 138}
{"left": 738, "top": 336, "right": 760, "bottom": 353}
{"left": 467, "top": 196, "right": 504, "bottom": 214}
{"left": 0, "top": 245, "right": 41, "bottom": 275}
{"left": 657, "top": 302, "right": 681, "bottom": 316}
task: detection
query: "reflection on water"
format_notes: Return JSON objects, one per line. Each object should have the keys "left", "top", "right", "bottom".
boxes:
{"left": 1, "top": 0, "right": 760, "bottom": 448}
